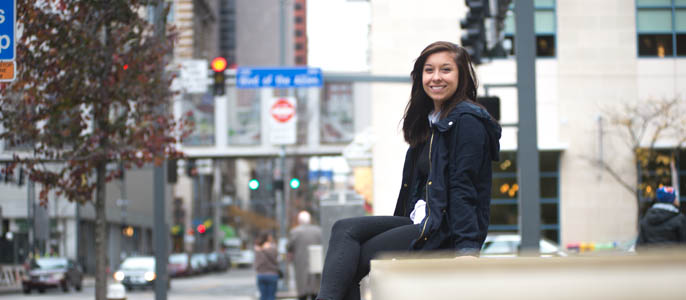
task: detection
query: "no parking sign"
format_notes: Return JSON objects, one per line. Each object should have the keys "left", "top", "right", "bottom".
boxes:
{"left": 269, "top": 97, "right": 296, "bottom": 145}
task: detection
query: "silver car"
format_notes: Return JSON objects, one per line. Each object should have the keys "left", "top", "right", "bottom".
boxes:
{"left": 481, "top": 234, "right": 568, "bottom": 257}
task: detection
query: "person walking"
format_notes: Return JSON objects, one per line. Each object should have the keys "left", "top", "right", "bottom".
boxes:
{"left": 287, "top": 210, "right": 323, "bottom": 300}
{"left": 254, "top": 232, "right": 280, "bottom": 300}
{"left": 637, "top": 186, "right": 686, "bottom": 250}
{"left": 316, "top": 41, "right": 501, "bottom": 300}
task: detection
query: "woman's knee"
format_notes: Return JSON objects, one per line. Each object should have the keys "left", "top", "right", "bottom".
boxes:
{"left": 331, "top": 217, "right": 358, "bottom": 236}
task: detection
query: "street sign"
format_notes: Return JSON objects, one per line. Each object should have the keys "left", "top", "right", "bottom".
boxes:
{"left": 237, "top": 66, "right": 322, "bottom": 89}
{"left": 178, "top": 59, "right": 209, "bottom": 94}
{"left": 269, "top": 97, "right": 296, "bottom": 145}
{"left": 0, "top": 61, "right": 14, "bottom": 81}
{"left": 0, "top": 0, "right": 15, "bottom": 82}
{"left": 270, "top": 98, "right": 295, "bottom": 123}
{"left": 0, "top": 0, "right": 15, "bottom": 61}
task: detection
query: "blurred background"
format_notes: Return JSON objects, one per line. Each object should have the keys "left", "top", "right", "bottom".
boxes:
{"left": 1, "top": 0, "right": 685, "bottom": 298}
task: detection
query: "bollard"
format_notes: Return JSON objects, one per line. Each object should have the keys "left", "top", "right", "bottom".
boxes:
{"left": 107, "top": 283, "right": 127, "bottom": 300}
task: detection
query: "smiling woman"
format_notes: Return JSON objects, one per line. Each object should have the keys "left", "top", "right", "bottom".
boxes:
{"left": 315, "top": 41, "right": 501, "bottom": 300}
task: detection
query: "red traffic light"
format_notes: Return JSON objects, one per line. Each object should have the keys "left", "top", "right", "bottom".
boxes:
{"left": 211, "top": 57, "right": 228, "bottom": 72}
{"left": 196, "top": 224, "right": 206, "bottom": 234}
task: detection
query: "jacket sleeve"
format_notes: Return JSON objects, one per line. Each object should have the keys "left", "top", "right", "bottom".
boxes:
{"left": 393, "top": 147, "right": 413, "bottom": 217}
{"left": 447, "top": 115, "right": 486, "bottom": 255}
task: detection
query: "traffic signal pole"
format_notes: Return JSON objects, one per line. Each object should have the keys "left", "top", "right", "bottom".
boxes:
{"left": 514, "top": 0, "right": 540, "bottom": 255}
{"left": 153, "top": 1, "right": 169, "bottom": 299}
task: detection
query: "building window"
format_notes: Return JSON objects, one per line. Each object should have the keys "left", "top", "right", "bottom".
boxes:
{"left": 295, "top": 2, "right": 303, "bottom": 10}
{"left": 295, "top": 30, "right": 304, "bottom": 37}
{"left": 636, "top": 0, "right": 686, "bottom": 57}
{"left": 490, "top": 151, "right": 561, "bottom": 243}
{"left": 296, "top": 56, "right": 305, "bottom": 65}
{"left": 295, "top": 16, "right": 304, "bottom": 24}
{"left": 320, "top": 82, "right": 354, "bottom": 144}
{"left": 295, "top": 43, "right": 304, "bottom": 50}
{"left": 500, "top": 0, "right": 557, "bottom": 57}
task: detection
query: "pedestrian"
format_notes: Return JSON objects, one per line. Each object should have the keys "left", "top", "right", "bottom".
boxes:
{"left": 316, "top": 41, "right": 501, "bottom": 300}
{"left": 287, "top": 210, "right": 323, "bottom": 300}
{"left": 636, "top": 186, "right": 686, "bottom": 250}
{"left": 254, "top": 231, "right": 280, "bottom": 300}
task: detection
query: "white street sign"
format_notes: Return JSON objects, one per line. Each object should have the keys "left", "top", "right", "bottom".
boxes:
{"left": 269, "top": 97, "right": 296, "bottom": 145}
{"left": 178, "top": 59, "right": 209, "bottom": 94}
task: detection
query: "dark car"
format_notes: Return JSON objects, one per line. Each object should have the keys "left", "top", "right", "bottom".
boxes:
{"left": 207, "top": 251, "right": 230, "bottom": 272}
{"left": 113, "top": 256, "right": 169, "bottom": 290}
{"left": 22, "top": 257, "right": 83, "bottom": 294}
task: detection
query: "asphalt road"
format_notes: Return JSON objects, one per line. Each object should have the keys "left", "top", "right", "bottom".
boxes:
{"left": 1, "top": 268, "right": 266, "bottom": 300}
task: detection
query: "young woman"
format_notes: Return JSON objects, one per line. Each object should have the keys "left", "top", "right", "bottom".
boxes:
{"left": 253, "top": 232, "right": 279, "bottom": 300}
{"left": 316, "top": 41, "right": 501, "bottom": 300}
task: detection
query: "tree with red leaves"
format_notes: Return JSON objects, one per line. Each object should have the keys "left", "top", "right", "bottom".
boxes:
{"left": 0, "top": 1, "right": 191, "bottom": 299}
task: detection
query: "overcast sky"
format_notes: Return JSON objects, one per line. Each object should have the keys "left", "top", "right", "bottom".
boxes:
{"left": 307, "top": 0, "right": 370, "bottom": 72}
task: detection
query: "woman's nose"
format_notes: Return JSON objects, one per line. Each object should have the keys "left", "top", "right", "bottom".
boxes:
{"left": 431, "top": 72, "right": 441, "bottom": 81}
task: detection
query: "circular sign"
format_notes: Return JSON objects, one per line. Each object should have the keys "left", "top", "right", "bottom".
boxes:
{"left": 270, "top": 98, "right": 295, "bottom": 123}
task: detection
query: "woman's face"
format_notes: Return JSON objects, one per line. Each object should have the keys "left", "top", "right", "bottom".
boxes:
{"left": 422, "top": 51, "right": 459, "bottom": 109}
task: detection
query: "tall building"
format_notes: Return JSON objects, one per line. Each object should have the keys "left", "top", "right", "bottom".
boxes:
{"left": 294, "top": 0, "right": 308, "bottom": 65}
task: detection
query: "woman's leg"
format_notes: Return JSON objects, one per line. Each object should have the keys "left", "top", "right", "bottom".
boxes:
{"left": 257, "top": 274, "right": 269, "bottom": 300}
{"left": 341, "top": 223, "right": 421, "bottom": 300}
{"left": 266, "top": 274, "right": 279, "bottom": 300}
{"left": 317, "top": 216, "right": 413, "bottom": 300}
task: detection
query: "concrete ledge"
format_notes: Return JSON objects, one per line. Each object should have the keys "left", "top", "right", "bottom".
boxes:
{"left": 370, "top": 250, "right": 686, "bottom": 300}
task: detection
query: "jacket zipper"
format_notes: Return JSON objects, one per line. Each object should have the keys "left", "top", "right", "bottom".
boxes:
{"left": 418, "top": 129, "right": 434, "bottom": 240}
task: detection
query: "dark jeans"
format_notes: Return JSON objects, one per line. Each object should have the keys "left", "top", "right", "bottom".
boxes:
{"left": 257, "top": 273, "right": 279, "bottom": 300}
{"left": 317, "top": 216, "right": 420, "bottom": 300}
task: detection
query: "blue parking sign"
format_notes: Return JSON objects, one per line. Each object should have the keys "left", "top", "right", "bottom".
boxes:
{"left": 0, "top": 0, "right": 15, "bottom": 61}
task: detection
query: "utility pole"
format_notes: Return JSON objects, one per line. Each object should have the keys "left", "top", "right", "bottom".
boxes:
{"left": 153, "top": 1, "right": 168, "bottom": 299}
{"left": 515, "top": 0, "right": 540, "bottom": 255}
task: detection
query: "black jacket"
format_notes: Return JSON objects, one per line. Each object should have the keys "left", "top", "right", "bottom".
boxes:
{"left": 636, "top": 203, "right": 686, "bottom": 249}
{"left": 393, "top": 101, "right": 501, "bottom": 255}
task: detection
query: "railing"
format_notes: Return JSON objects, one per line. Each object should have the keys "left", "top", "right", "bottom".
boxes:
{"left": 0, "top": 265, "right": 26, "bottom": 291}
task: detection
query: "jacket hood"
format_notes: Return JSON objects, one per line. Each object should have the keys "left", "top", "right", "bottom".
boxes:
{"left": 435, "top": 100, "right": 502, "bottom": 161}
{"left": 644, "top": 203, "right": 680, "bottom": 225}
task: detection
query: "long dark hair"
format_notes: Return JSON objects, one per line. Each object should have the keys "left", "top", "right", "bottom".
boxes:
{"left": 402, "top": 41, "right": 478, "bottom": 147}
{"left": 255, "top": 231, "right": 272, "bottom": 247}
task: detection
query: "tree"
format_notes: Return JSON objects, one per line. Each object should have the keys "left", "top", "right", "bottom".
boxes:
{"left": 0, "top": 1, "right": 191, "bottom": 299}
{"left": 599, "top": 97, "right": 686, "bottom": 220}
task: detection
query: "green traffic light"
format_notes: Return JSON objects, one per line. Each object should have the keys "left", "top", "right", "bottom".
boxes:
{"left": 249, "top": 179, "right": 260, "bottom": 190}
{"left": 289, "top": 178, "right": 300, "bottom": 189}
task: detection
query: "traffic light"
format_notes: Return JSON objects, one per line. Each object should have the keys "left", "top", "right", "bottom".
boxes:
{"left": 196, "top": 224, "right": 206, "bottom": 234}
{"left": 211, "top": 57, "right": 227, "bottom": 96}
{"left": 289, "top": 178, "right": 300, "bottom": 189}
{"left": 248, "top": 179, "right": 260, "bottom": 190}
{"left": 461, "top": 0, "right": 487, "bottom": 65}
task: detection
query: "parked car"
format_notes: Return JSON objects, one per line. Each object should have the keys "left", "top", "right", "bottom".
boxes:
{"left": 113, "top": 256, "right": 168, "bottom": 290}
{"left": 481, "top": 234, "right": 568, "bottom": 257}
{"left": 168, "top": 253, "right": 192, "bottom": 277}
{"left": 207, "top": 251, "right": 230, "bottom": 272}
{"left": 224, "top": 237, "right": 254, "bottom": 268}
{"left": 22, "top": 257, "right": 83, "bottom": 294}
{"left": 190, "top": 253, "right": 209, "bottom": 274}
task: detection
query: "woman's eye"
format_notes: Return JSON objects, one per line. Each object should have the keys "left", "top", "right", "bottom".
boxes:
{"left": 442, "top": 68, "right": 451, "bottom": 72}
{"left": 424, "top": 68, "right": 433, "bottom": 73}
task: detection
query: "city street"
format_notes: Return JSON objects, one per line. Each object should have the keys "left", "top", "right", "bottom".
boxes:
{"left": 1, "top": 268, "right": 263, "bottom": 300}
